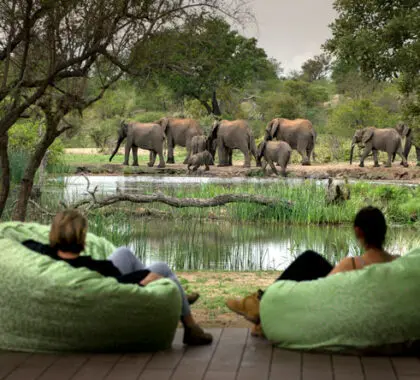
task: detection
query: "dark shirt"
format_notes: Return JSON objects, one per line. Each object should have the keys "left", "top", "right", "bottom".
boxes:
{"left": 22, "top": 240, "right": 150, "bottom": 284}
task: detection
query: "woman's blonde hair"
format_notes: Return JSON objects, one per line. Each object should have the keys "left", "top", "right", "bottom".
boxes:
{"left": 49, "top": 210, "right": 88, "bottom": 254}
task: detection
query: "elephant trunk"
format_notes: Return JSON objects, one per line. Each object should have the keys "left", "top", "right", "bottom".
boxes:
{"left": 109, "top": 137, "right": 124, "bottom": 162}
{"left": 349, "top": 138, "right": 356, "bottom": 165}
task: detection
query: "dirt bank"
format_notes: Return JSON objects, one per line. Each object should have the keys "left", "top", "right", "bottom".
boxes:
{"left": 71, "top": 161, "right": 420, "bottom": 184}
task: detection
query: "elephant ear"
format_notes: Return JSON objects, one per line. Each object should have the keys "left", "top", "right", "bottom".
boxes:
{"left": 265, "top": 120, "right": 277, "bottom": 140}
{"left": 362, "top": 128, "right": 374, "bottom": 144}
{"left": 271, "top": 119, "right": 281, "bottom": 139}
{"left": 120, "top": 120, "right": 128, "bottom": 136}
{"left": 210, "top": 121, "right": 220, "bottom": 141}
{"left": 159, "top": 117, "right": 170, "bottom": 133}
{"left": 402, "top": 124, "right": 411, "bottom": 137}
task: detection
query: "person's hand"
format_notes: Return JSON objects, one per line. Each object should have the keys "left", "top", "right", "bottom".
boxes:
{"left": 140, "top": 273, "right": 164, "bottom": 286}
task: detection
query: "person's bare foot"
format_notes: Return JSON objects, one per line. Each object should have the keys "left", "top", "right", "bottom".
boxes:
{"left": 183, "top": 325, "right": 213, "bottom": 346}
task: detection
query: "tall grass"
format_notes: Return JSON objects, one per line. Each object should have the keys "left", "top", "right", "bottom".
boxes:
{"left": 72, "top": 216, "right": 420, "bottom": 271}
{"left": 7, "top": 150, "right": 30, "bottom": 184}
{"left": 123, "top": 181, "right": 419, "bottom": 225}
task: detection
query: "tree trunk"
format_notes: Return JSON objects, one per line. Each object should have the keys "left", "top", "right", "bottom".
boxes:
{"left": 12, "top": 126, "right": 58, "bottom": 221}
{"left": 193, "top": 94, "right": 213, "bottom": 115}
{"left": 0, "top": 133, "right": 11, "bottom": 218}
{"left": 211, "top": 90, "right": 222, "bottom": 116}
{"left": 200, "top": 99, "right": 213, "bottom": 115}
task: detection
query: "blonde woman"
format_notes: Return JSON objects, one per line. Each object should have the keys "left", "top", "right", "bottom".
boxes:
{"left": 23, "top": 209, "right": 212, "bottom": 346}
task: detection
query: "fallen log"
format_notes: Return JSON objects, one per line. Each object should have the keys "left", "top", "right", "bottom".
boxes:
{"left": 71, "top": 192, "right": 293, "bottom": 212}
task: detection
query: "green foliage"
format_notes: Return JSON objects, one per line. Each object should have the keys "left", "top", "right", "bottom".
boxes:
{"left": 326, "top": 98, "right": 400, "bottom": 137}
{"left": 301, "top": 54, "right": 331, "bottom": 82}
{"left": 260, "top": 92, "right": 304, "bottom": 120}
{"left": 8, "top": 120, "right": 64, "bottom": 165}
{"left": 8, "top": 150, "right": 30, "bottom": 184}
{"left": 326, "top": 0, "right": 420, "bottom": 137}
{"left": 131, "top": 17, "right": 278, "bottom": 115}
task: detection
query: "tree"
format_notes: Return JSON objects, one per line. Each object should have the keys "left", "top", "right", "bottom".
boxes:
{"left": 301, "top": 54, "right": 331, "bottom": 82}
{"left": 325, "top": 0, "right": 420, "bottom": 139}
{"left": 131, "top": 17, "right": 278, "bottom": 115}
{"left": 0, "top": 0, "right": 247, "bottom": 219}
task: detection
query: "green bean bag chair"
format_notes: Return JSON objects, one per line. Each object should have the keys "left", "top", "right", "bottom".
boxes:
{"left": 261, "top": 247, "right": 420, "bottom": 355}
{"left": 0, "top": 222, "right": 182, "bottom": 353}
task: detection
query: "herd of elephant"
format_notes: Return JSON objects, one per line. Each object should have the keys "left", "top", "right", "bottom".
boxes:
{"left": 109, "top": 117, "right": 420, "bottom": 175}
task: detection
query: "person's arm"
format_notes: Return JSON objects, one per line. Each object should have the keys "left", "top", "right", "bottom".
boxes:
{"left": 22, "top": 240, "right": 54, "bottom": 255}
{"left": 328, "top": 257, "right": 355, "bottom": 276}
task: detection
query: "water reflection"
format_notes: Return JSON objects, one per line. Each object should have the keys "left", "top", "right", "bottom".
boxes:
{"left": 52, "top": 175, "right": 417, "bottom": 203}
{"left": 49, "top": 175, "right": 419, "bottom": 271}
{"left": 115, "top": 219, "right": 417, "bottom": 271}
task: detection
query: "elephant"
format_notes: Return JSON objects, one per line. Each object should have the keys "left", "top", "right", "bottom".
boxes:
{"left": 109, "top": 121, "right": 165, "bottom": 168}
{"left": 187, "top": 151, "right": 214, "bottom": 172}
{"left": 256, "top": 140, "right": 292, "bottom": 176}
{"left": 350, "top": 127, "right": 408, "bottom": 168}
{"left": 265, "top": 118, "right": 316, "bottom": 166}
{"left": 208, "top": 120, "right": 258, "bottom": 168}
{"left": 191, "top": 135, "right": 208, "bottom": 154}
{"left": 155, "top": 118, "right": 203, "bottom": 164}
{"left": 395, "top": 123, "right": 420, "bottom": 166}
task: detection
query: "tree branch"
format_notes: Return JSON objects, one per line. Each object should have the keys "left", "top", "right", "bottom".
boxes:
{"left": 70, "top": 179, "right": 293, "bottom": 212}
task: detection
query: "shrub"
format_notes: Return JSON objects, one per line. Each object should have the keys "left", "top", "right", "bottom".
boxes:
{"left": 8, "top": 120, "right": 64, "bottom": 166}
{"left": 326, "top": 99, "right": 400, "bottom": 137}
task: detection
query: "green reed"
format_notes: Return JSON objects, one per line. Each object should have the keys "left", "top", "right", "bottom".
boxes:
{"left": 132, "top": 181, "right": 418, "bottom": 226}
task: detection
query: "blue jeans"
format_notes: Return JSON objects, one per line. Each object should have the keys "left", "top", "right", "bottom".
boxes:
{"left": 108, "top": 247, "right": 191, "bottom": 317}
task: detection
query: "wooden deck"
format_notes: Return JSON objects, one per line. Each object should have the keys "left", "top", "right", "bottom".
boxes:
{"left": 1, "top": 328, "right": 420, "bottom": 380}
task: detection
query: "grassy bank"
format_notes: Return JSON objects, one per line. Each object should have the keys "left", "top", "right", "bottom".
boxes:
{"left": 15, "top": 178, "right": 420, "bottom": 228}
{"left": 87, "top": 181, "right": 419, "bottom": 226}
{"left": 178, "top": 271, "right": 277, "bottom": 327}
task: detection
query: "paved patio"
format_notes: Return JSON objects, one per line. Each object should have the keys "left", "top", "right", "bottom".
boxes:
{"left": 1, "top": 328, "right": 420, "bottom": 380}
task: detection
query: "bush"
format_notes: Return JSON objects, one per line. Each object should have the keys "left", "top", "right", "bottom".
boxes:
{"left": 8, "top": 120, "right": 64, "bottom": 166}
{"left": 132, "top": 112, "right": 165, "bottom": 123}
{"left": 260, "top": 92, "right": 304, "bottom": 120}
{"left": 326, "top": 98, "right": 400, "bottom": 137}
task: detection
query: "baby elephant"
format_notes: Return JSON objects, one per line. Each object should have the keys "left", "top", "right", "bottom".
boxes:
{"left": 257, "top": 140, "right": 292, "bottom": 176}
{"left": 191, "top": 135, "right": 208, "bottom": 154}
{"left": 187, "top": 150, "right": 214, "bottom": 172}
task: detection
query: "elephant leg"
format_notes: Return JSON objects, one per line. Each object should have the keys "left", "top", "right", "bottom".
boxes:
{"left": 123, "top": 141, "right": 131, "bottom": 165}
{"left": 132, "top": 146, "right": 139, "bottom": 166}
{"left": 205, "top": 164, "right": 210, "bottom": 171}
{"left": 281, "top": 166, "right": 288, "bottom": 177}
{"left": 217, "top": 144, "right": 229, "bottom": 167}
{"left": 395, "top": 148, "right": 408, "bottom": 168}
{"left": 240, "top": 145, "right": 251, "bottom": 168}
{"left": 157, "top": 149, "right": 166, "bottom": 168}
{"left": 297, "top": 142, "right": 310, "bottom": 166}
{"left": 373, "top": 150, "right": 380, "bottom": 167}
{"left": 416, "top": 147, "right": 420, "bottom": 166}
{"left": 384, "top": 151, "right": 393, "bottom": 168}
{"left": 147, "top": 151, "right": 154, "bottom": 167}
{"left": 359, "top": 146, "right": 371, "bottom": 168}
{"left": 193, "top": 164, "right": 199, "bottom": 172}
{"left": 183, "top": 141, "right": 192, "bottom": 165}
{"left": 148, "top": 151, "right": 156, "bottom": 167}
{"left": 268, "top": 160, "right": 279, "bottom": 175}
{"left": 167, "top": 137, "right": 175, "bottom": 164}
{"left": 306, "top": 147, "right": 313, "bottom": 165}
{"left": 261, "top": 160, "right": 268, "bottom": 175}
{"left": 228, "top": 149, "right": 233, "bottom": 166}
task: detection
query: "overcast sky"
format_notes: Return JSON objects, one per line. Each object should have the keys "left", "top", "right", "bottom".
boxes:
{"left": 245, "top": 0, "right": 336, "bottom": 73}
